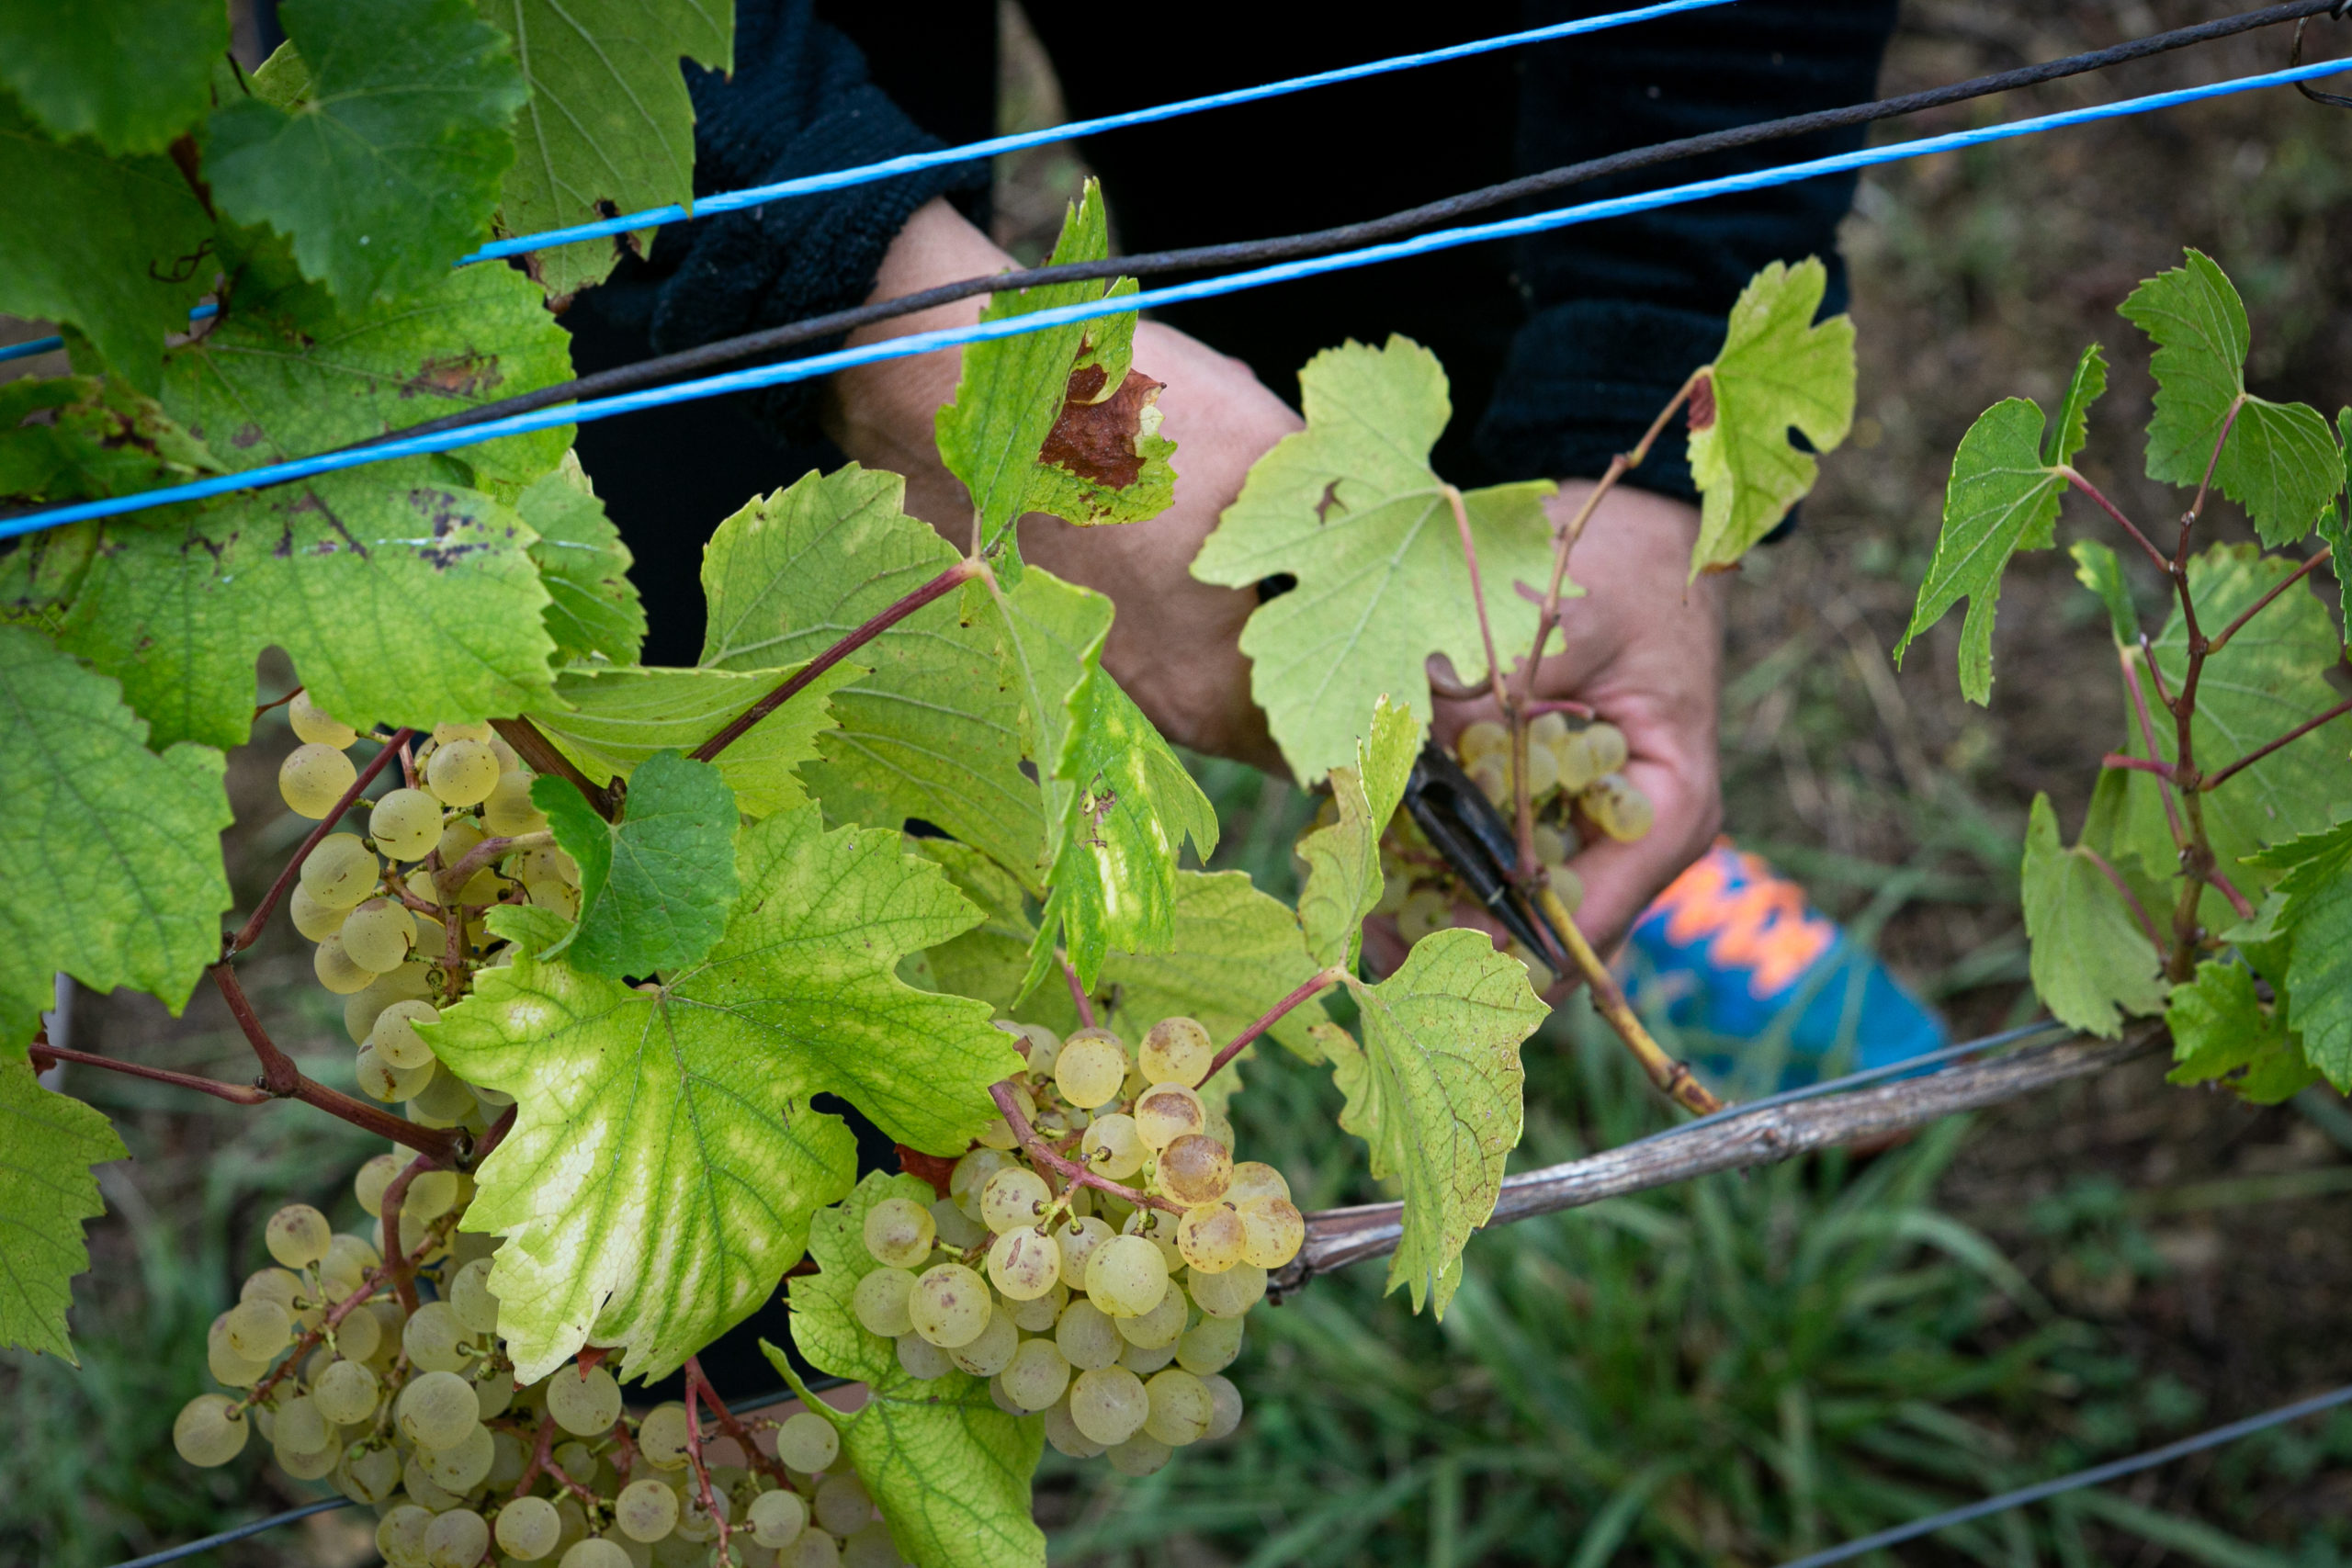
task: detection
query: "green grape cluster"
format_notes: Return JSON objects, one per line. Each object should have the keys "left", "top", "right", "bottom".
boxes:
{"left": 841, "top": 1018, "right": 1296, "bottom": 1478}
{"left": 175, "top": 1174, "right": 905, "bottom": 1567}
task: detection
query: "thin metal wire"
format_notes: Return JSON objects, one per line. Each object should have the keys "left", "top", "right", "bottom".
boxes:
{"left": 0, "top": 301, "right": 217, "bottom": 367}
{"left": 453, "top": 0, "right": 1744, "bottom": 265}
{"left": 1775, "top": 1382, "right": 2352, "bottom": 1568}
{"left": 12, "top": 53, "right": 2350, "bottom": 543}
{"left": 105, "top": 1497, "right": 355, "bottom": 1568}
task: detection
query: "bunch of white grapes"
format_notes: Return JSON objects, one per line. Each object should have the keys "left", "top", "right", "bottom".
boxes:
{"left": 841, "top": 1017, "right": 1305, "bottom": 1479}
{"left": 277, "top": 693, "right": 583, "bottom": 1131}
{"left": 1375, "top": 713, "right": 1654, "bottom": 961}
{"left": 174, "top": 1180, "right": 910, "bottom": 1567}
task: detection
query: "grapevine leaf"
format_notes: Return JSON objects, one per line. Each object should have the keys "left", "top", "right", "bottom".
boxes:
{"left": 2165, "top": 957, "right": 2316, "bottom": 1103}
{"left": 2247, "top": 822, "right": 2352, "bottom": 1090}
{"left": 527, "top": 660, "right": 861, "bottom": 820}
{"left": 51, "top": 463, "right": 556, "bottom": 750}
{"left": 934, "top": 182, "right": 1172, "bottom": 558}
{"left": 2047, "top": 343, "right": 2109, "bottom": 468}
{"left": 1191, "top": 336, "right": 1557, "bottom": 784}
{"left": 426, "top": 804, "right": 1020, "bottom": 1382}
{"left": 534, "top": 751, "right": 740, "bottom": 978}
{"left": 2120, "top": 250, "right": 2340, "bottom": 545}
{"left": 0, "top": 0, "right": 225, "bottom": 153}
{"left": 0, "top": 1059, "right": 126, "bottom": 1361}
{"left": 0, "top": 377, "right": 221, "bottom": 504}
{"left": 1685, "top": 257, "right": 1856, "bottom": 575}
{"left": 0, "top": 97, "right": 211, "bottom": 390}
{"left": 1893, "top": 398, "right": 2070, "bottom": 704}
{"left": 1319, "top": 930, "right": 1544, "bottom": 1315}
{"left": 472, "top": 0, "right": 733, "bottom": 300}
{"left": 701, "top": 468, "right": 1042, "bottom": 879}
{"left": 2068, "top": 539, "right": 2139, "bottom": 650}
{"left": 2327, "top": 407, "right": 2352, "bottom": 649}
{"left": 2020, "top": 793, "right": 2167, "bottom": 1038}
{"left": 517, "top": 456, "right": 645, "bottom": 665}
{"left": 204, "top": 0, "right": 528, "bottom": 306}
{"left": 0, "top": 626, "right": 233, "bottom": 1055}
{"left": 761, "top": 1342, "right": 1045, "bottom": 1568}
{"left": 783, "top": 1169, "right": 938, "bottom": 1385}
{"left": 1295, "top": 694, "right": 1417, "bottom": 968}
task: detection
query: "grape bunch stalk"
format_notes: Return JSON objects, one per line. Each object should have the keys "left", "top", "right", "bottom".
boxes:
{"left": 835, "top": 1017, "right": 1302, "bottom": 1478}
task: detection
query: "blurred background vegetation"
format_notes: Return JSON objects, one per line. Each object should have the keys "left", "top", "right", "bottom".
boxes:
{"left": 7, "top": 2, "right": 2352, "bottom": 1563}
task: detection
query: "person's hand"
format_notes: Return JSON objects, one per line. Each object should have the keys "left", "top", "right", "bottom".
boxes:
{"left": 1431, "top": 481, "right": 1726, "bottom": 959}
{"left": 822, "top": 198, "right": 1300, "bottom": 768}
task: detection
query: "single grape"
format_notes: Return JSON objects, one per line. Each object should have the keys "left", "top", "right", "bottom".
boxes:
{"left": 1137, "top": 1016, "right": 1214, "bottom": 1086}
{"left": 842, "top": 1520, "right": 902, "bottom": 1568}
{"left": 999, "top": 1019, "right": 1061, "bottom": 1078}
{"left": 559, "top": 1540, "right": 631, "bottom": 1568}
{"left": 986, "top": 1225, "right": 1060, "bottom": 1301}
{"left": 1528, "top": 709, "right": 1570, "bottom": 749}
{"left": 433, "top": 720, "right": 493, "bottom": 744}
{"left": 354, "top": 1043, "right": 428, "bottom": 1103}
{"left": 1397, "top": 887, "right": 1452, "bottom": 943}
{"left": 852, "top": 1265, "right": 916, "bottom": 1338}
{"left": 749, "top": 1487, "right": 809, "bottom": 1549}
{"left": 896, "top": 1331, "right": 953, "bottom": 1381}
{"left": 312, "top": 1358, "right": 379, "bottom": 1425}
{"left": 402, "top": 1300, "right": 470, "bottom": 1372}
{"left": 1106, "top": 1432, "right": 1172, "bottom": 1477}
{"left": 289, "top": 884, "right": 350, "bottom": 942}
{"left": 265, "top": 1202, "right": 333, "bottom": 1269}
{"left": 417, "top": 1422, "right": 495, "bottom": 1493}
{"left": 1055, "top": 1296, "right": 1124, "bottom": 1371}
{"left": 224, "top": 1295, "right": 292, "bottom": 1359}
{"left": 615, "top": 1478, "right": 681, "bottom": 1542}
{"left": 407, "top": 1066, "right": 478, "bottom": 1127}
{"left": 1583, "top": 771, "right": 1654, "bottom": 841}
{"left": 397, "top": 1369, "right": 481, "bottom": 1450}
{"left": 275, "top": 1433, "right": 340, "bottom": 1480}
{"left": 1124, "top": 1206, "right": 1186, "bottom": 1273}
{"left": 999, "top": 1336, "right": 1072, "bottom": 1413}
{"left": 1157, "top": 1134, "right": 1233, "bottom": 1206}
{"left": 283, "top": 689, "right": 355, "bottom": 749}
{"left": 1454, "top": 719, "right": 1510, "bottom": 766}
{"left": 1177, "top": 1203, "right": 1247, "bottom": 1274}
{"left": 1548, "top": 862, "right": 1586, "bottom": 912}
{"left": 814, "top": 1471, "right": 874, "bottom": 1536}
{"left": 1189, "top": 1260, "right": 1267, "bottom": 1318}
{"left": 1069, "top": 1365, "right": 1149, "bottom": 1446}
{"left": 474, "top": 1368, "right": 515, "bottom": 1420}
{"left": 1054, "top": 1215, "right": 1114, "bottom": 1289}
{"left": 1054, "top": 1030, "right": 1128, "bottom": 1109}
{"left": 487, "top": 1427, "right": 530, "bottom": 1490}
{"left": 400, "top": 1452, "right": 462, "bottom": 1514}
{"left": 274, "top": 1391, "right": 329, "bottom": 1454}
{"left": 206, "top": 1316, "right": 270, "bottom": 1388}
{"left": 947, "top": 1147, "right": 1013, "bottom": 1221}
{"left": 1551, "top": 727, "right": 1600, "bottom": 793}
{"left": 496, "top": 1495, "right": 563, "bottom": 1561}
{"left": 636, "top": 1402, "right": 691, "bottom": 1469}
{"left": 907, "top": 1263, "right": 990, "bottom": 1348}
{"left": 401, "top": 1168, "right": 461, "bottom": 1221}
{"left": 318, "top": 934, "right": 388, "bottom": 996}
{"left": 947, "top": 1305, "right": 1019, "bottom": 1378}
{"left": 1144, "top": 1368, "right": 1213, "bottom": 1446}
{"left": 1238, "top": 1196, "right": 1306, "bottom": 1268}
{"left": 424, "top": 738, "right": 500, "bottom": 807}
{"left": 978, "top": 1168, "right": 1051, "bottom": 1234}
{"left": 1468, "top": 753, "right": 1510, "bottom": 807}
{"left": 482, "top": 768, "right": 548, "bottom": 836}
{"left": 781, "top": 1529, "right": 843, "bottom": 1568}
{"left": 776, "top": 1408, "right": 842, "bottom": 1472}
{"left": 173, "top": 1393, "right": 249, "bottom": 1466}
{"left": 331, "top": 1303, "right": 382, "bottom": 1362}
{"left": 1176, "top": 1312, "right": 1244, "bottom": 1376}
{"left": 337, "top": 1440, "right": 402, "bottom": 1506}
{"left": 447, "top": 1256, "right": 501, "bottom": 1335}
{"left": 1085, "top": 1234, "right": 1170, "bottom": 1318}
{"left": 280, "top": 742, "right": 358, "bottom": 818}
{"left": 339, "top": 898, "right": 416, "bottom": 974}
{"left": 1042, "top": 1395, "right": 1107, "bottom": 1459}
{"left": 1521, "top": 738, "right": 1563, "bottom": 799}
{"left": 930, "top": 1197, "right": 988, "bottom": 1250}
{"left": 436, "top": 817, "right": 485, "bottom": 870}
{"left": 423, "top": 1508, "right": 489, "bottom": 1568}
{"left": 364, "top": 787, "right": 439, "bottom": 863}
{"left": 545, "top": 1361, "right": 621, "bottom": 1434}
{"left": 1115, "top": 1278, "right": 1188, "bottom": 1349}
{"left": 1008, "top": 1280, "right": 1068, "bottom": 1333}
{"left": 1584, "top": 720, "right": 1629, "bottom": 776}
{"left": 1203, "top": 1373, "right": 1244, "bottom": 1442}
{"left": 1080, "top": 1113, "right": 1147, "bottom": 1179}
{"left": 300, "top": 836, "right": 379, "bottom": 913}
{"left": 1133, "top": 1083, "right": 1204, "bottom": 1150}
{"left": 861, "top": 1197, "right": 935, "bottom": 1269}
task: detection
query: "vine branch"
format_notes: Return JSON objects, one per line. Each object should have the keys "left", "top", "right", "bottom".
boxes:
{"left": 2202, "top": 694, "right": 2352, "bottom": 793}
{"left": 28, "top": 1040, "right": 270, "bottom": 1105}
{"left": 491, "top": 716, "right": 619, "bottom": 821}
{"left": 209, "top": 961, "right": 464, "bottom": 1159}
{"left": 2205, "top": 546, "right": 2331, "bottom": 656}
{"left": 1531, "top": 883, "right": 1724, "bottom": 1116}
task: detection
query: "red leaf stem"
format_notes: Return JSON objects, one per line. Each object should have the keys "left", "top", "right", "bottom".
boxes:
{"left": 989, "top": 1079, "right": 1182, "bottom": 1213}
{"left": 1196, "top": 968, "right": 1344, "bottom": 1089}
{"left": 28, "top": 1042, "right": 270, "bottom": 1105}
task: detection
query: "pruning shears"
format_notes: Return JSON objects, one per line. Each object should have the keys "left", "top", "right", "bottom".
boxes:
{"left": 1396, "top": 739, "right": 1568, "bottom": 963}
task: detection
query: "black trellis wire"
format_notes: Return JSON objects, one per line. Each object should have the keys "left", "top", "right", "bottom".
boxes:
{"left": 340, "top": 0, "right": 2345, "bottom": 455}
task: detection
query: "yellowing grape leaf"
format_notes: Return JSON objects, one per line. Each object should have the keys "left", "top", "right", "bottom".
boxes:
{"left": 2247, "top": 821, "right": 2352, "bottom": 1091}
{"left": 1295, "top": 694, "right": 1416, "bottom": 968}
{"left": 2165, "top": 957, "right": 2316, "bottom": 1103}
{"left": 700, "top": 467, "right": 1043, "bottom": 878}
{"left": 0, "top": 0, "right": 226, "bottom": 153}
{"left": 2020, "top": 793, "right": 2167, "bottom": 1038}
{"left": 1685, "top": 257, "right": 1855, "bottom": 575}
{"left": 517, "top": 456, "right": 645, "bottom": 665}
{"left": 1320, "top": 931, "right": 1544, "bottom": 1315}
{"left": 0, "top": 376, "right": 221, "bottom": 504}
{"left": 0, "top": 626, "right": 232, "bottom": 1055}
{"left": 0, "top": 1059, "right": 126, "bottom": 1361}
{"left": 2120, "top": 250, "right": 2341, "bottom": 546}
{"left": 426, "top": 804, "right": 1020, "bottom": 1382}
{"left": 473, "top": 0, "right": 732, "bottom": 300}
{"left": 205, "top": 0, "right": 527, "bottom": 307}
{"left": 528, "top": 660, "right": 860, "bottom": 820}
{"left": 1192, "top": 336, "right": 1556, "bottom": 785}
{"left": 934, "top": 183, "right": 1174, "bottom": 562}
{"left": 0, "top": 96, "right": 212, "bottom": 391}
{"left": 535, "top": 750, "right": 740, "bottom": 978}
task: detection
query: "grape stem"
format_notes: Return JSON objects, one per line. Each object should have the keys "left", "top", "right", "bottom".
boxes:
{"left": 685, "top": 1355, "right": 794, "bottom": 1488}
{"left": 1196, "top": 968, "right": 1346, "bottom": 1089}
{"left": 691, "top": 556, "right": 984, "bottom": 763}
{"left": 378, "top": 1153, "right": 440, "bottom": 1314}
{"left": 513, "top": 1411, "right": 602, "bottom": 1509}
{"left": 1059, "top": 952, "right": 1097, "bottom": 1029}
{"left": 680, "top": 1356, "right": 740, "bottom": 1568}
{"left": 435, "top": 831, "right": 553, "bottom": 898}
{"left": 226, "top": 727, "right": 415, "bottom": 956}
{"left": 2202, "top": 694, "right": 2352, "bottom": 793}
{"left": 989, "top": 1079, "right": 1183, "bottom": 1213}
{"left": 491, "top": 716, "right": 622, "bottom": 820}
{"left": 2117, "top": 648, "right": 2188, "bottom": 852}
{"left": 2204, "top": 545, "right": 2331, "bottom": 656}
{"left": 1530, "top": 882, "right": 1724, "bottom": 1117}
{"left": 239, "top": 1201, "right": 457, "bottom": 1412}
{"left": 28, "top": 1038, "right": 270, "bottom": 1105}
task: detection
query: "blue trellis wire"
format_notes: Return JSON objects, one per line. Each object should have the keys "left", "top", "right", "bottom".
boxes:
{"left": 0, "top": 300, "right": 217, "bottom": 367}
{"left": 6, "top": 51, "right": 2348, "bottom": 544}
{"left": 453, "top": 0, "right": 1744, "bottom": 265}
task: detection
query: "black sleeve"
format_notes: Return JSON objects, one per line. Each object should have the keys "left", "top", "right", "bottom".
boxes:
{"left": 566, "top": 0, "right": 989, "bottom": 443}
{"left": 1472, "top": 0, "right": 1901, "bottom": 499}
